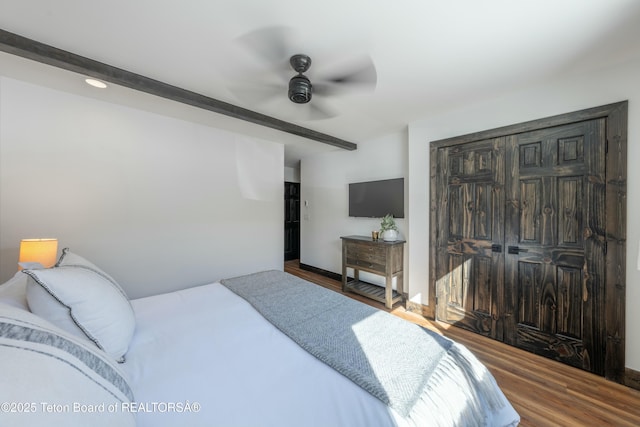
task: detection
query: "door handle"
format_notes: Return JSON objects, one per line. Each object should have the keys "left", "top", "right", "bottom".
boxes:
{"left": 491, "top": 244, "right": 502, "bottom": 253}
{"left": 508, "top": 246, "right": 528, "bottom": 254}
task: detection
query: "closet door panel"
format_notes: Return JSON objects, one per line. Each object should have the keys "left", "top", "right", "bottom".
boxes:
{"left": 504, "top": 119, "right": 606, "bottom": 374}
{"left": 435, "top": 138, "right": 505, "bottom": 340}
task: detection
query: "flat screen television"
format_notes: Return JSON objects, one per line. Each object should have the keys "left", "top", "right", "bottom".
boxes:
{"left": 348, "top": 178, "right": 404, "bottom": 218}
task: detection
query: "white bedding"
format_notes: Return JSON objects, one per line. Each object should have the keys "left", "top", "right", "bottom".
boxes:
{"left": 0, "top": 251, "right": 518, "bottom": 427}
{"left": 123, "top": 282, "right": 519, "bottom": 427}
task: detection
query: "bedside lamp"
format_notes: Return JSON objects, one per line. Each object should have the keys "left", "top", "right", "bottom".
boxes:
{"left": 18, "top": 238, "right": 58, "bottom": 269}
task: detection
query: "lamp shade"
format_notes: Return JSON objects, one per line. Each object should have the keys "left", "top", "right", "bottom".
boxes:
{"left": 19, "top": 238, "right": 58, "bottom": 268}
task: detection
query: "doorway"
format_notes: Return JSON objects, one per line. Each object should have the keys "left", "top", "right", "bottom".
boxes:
{"left": 284, "top": 181, "right": 300, "bottom": 261}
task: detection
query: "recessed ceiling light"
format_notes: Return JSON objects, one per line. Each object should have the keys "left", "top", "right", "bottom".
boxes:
{"left": 85, "top": 78, "right": 108, "bottom": 89}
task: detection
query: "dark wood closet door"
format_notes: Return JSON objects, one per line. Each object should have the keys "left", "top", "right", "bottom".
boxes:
{"left": 435, "top": 138, "right": 506, "bottom": 340}
{"left": 431, "top": 102, "right": 626, "bottom": 382}
{"left": 435, "top": 119, "right": 607, "bottom": 375}
{"left": 503, "top": 119, "right": 606, "bottom": 374}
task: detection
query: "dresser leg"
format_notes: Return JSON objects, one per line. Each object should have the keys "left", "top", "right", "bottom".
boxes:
{"left": 385, "top": 276, "right": 392, "bottom": 309}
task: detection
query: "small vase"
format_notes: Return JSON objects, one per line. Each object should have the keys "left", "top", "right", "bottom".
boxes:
{"left": 382, "top": 229, "right": 398, "bottom": 241}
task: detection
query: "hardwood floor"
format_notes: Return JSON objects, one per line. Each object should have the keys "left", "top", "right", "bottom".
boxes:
{"left": 285, "top": 260, "right": 640, "bottom": 427}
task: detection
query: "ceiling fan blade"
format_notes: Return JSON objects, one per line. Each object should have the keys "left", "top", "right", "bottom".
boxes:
{"left": 235, "top": 26, "right": 293, "bottom": 68}
{"left": 268, "top": 96, "right": 337, "bottom": 121}
{"left": 312, "top": 81, "right": 345, "bottom": 97}
{"left": 303, "top": 99, "right": 338, "bottom": 121}
{"left": 316, "top": 56, "right": 377, "bottom": 93}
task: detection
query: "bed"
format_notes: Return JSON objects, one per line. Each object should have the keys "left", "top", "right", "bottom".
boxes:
{"left": 0, "top": 249, "right": 520, "bottom": 427}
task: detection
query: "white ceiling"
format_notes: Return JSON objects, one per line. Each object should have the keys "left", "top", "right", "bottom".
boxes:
{"left": 1, "top": 0, "right": 640, "bottom": 167}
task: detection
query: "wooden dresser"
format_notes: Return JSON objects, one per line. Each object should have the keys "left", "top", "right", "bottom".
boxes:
{"left": 340, "top": 235, "right": 405, "bottom": 309}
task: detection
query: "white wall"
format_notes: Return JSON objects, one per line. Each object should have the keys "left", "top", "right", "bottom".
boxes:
{"left": 284, "top": 166, "right": 300, "bottom": 183}
{"left": 300, "top": 130, "right": 407, "bottom": 285}
{"left": 407, "top": 55, "right": 640, "bottom": 370}
{"left": 0, "top": 77, "right": 284, "bottom": 299}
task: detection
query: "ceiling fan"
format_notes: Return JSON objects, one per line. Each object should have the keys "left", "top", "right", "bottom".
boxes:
{"left": 288, "top": 54, "right": 313, "bottom": 104}
{"left": 227, "top": 27, "right": 377, "bottom": 120}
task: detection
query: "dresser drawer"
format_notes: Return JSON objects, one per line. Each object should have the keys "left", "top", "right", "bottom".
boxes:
{"left": 345, "top": 243, "right": 387, "bottom": 273}
{"left": 346, "top": 242, "right": 387, "bottom": 262}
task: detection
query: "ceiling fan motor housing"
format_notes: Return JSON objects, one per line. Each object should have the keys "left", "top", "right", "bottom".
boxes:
{"left": 289, "top": 74, "right": 312, "bottom": 104}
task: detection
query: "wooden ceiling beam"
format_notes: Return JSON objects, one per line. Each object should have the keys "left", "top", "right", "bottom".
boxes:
{"left": 0, "top": 28, "right": 357, "bottom": 151}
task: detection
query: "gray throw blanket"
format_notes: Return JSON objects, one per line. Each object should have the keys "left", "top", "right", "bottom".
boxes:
{"left": 221, "top": 270, "right": 508, "bottom": 425}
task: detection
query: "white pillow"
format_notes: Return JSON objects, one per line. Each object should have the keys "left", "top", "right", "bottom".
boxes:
{"left": 0, "top": 304, "right": 135, "bottom": 427}
{"left": 0, "top": 264, "right": 43, "bottom": 310}
{"left": 24, "top": 264, "right": 135, "bottom": 363}
{"left": 56, "top": 248, "right": 123, "bottom": 293}
{"left": 0, "top": 271, "right": 30, "bottom": 310}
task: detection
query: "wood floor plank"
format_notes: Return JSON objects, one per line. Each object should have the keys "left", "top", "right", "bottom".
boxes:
{"left": 284, "top": 260, "right": 640, "bottom": 427}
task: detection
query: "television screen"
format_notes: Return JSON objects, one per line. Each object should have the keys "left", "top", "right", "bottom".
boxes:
{"left": 348, "top": 178, "right": 404, "bottom": 218}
